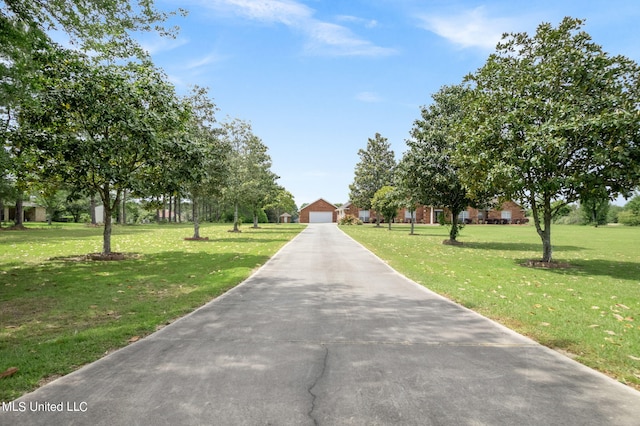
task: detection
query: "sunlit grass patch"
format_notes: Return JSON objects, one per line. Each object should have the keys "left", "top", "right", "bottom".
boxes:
{"left": 340, "top": 223, "right": 640, "bottom": 389}
{"left": 0, "top": 222, "right": 304, "bottom": 401}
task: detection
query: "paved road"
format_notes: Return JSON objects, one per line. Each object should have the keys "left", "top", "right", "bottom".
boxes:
{"left": 3, "top": 224, "right": 640, "bottom": 425}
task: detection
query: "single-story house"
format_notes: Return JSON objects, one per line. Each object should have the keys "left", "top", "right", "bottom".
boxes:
{"left": 342, "top": 201, "right": 527, "bottom": 225}
{"left": 464, "top": 201, "right": 528, "bottom": 224}
{"left": 2, "top": 202, "right": 47, "bottom": 223}
{"left": 299, "top": 198, "right": 338, "bottom": 223}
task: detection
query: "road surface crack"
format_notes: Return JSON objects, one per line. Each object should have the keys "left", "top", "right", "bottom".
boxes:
{"left": 307, "top": 345, "right": 329, "bottom": 426}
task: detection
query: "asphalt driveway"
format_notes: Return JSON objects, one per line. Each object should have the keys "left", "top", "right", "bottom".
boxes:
{"left": 2, "top": 224, "right": 640, "bottom": 425}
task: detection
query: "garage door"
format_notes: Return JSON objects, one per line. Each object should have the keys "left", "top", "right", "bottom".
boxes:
{"left": 309, "top": 211, "right": 333, "bottom": 223}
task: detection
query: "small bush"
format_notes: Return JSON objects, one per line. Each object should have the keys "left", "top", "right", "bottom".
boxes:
{"left": 339, "top": 215, "right": 363, "bottom": 225}
{"left": 618, "top": 210, "right": 640, "bottom": 226}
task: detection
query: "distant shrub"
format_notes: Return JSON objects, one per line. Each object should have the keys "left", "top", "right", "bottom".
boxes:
{"left": 618, "top": 210, "right": 640, "bottom": 226}
{"left": 339, "top": 215, "right": 363, "bottom": 225}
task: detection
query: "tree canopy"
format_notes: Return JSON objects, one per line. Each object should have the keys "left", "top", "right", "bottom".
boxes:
{"left": 1, "top": 0, "right": 182, "bottom": 60}
{"left": 220, "top": 119, "right": 278, "bottom": 232}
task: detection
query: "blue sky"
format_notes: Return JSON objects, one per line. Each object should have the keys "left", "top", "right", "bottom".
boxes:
{"left": 142, "top": 0, "right": 640, "bottom": 207}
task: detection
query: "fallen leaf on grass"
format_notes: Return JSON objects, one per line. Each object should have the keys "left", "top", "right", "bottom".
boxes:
{"left": 628, "top": 355, "right": 640, "bottom": 361}
{"left": 128, "top": 336, "right": 140, "bottom": 343}
{"left": 616, "top": 304, "right": 631, "bottom": 310}
{"left": 604, "top": 330, "right": 616, "bottom": 335}
{"left": 588, "top": 324, "right": 600, "bottom": 328}
{"left": 0, "top": 367, "right": 18, "bottom": 379}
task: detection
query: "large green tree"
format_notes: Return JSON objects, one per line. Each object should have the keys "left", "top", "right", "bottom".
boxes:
{"left": 242, "top": 135, "right": 279, "bottom": 229}
{"left": 179, "top": 87, "right": 229, "bottom": 239}
{"left": 349, "top": 132, "right": 396, "bottom": 226}
{"left": 2, "top": 0, "right": 182, "bottom": 228}
{"left": 393, "top": 155, "right": 422, "bottom": 235}
{"left": 220, "top": 119, "right": 277, "bottom": 232}
{"left": 21, "top": 53, "right": 190, "bottom": 254}
{"left": 458, "top": 17, "right": 640, "bottom": 262}
{"left": 405, "top": 85, "right": 480, "bottom": 243}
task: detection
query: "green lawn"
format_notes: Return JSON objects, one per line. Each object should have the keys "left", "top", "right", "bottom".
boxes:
{"left": 0, "top": 222, "right": 304, "bottom": 402}
{"left": 340, "top": 223, "right": 640, "bottom": 389}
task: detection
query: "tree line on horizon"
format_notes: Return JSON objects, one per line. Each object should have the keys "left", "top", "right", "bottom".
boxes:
{"left": 349, "top": 17, "right": 640, "bottom": 263}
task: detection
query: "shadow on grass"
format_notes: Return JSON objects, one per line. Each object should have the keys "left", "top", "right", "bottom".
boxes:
{"left": 463, "top": 241, "right": 583, "bottom": 252}
{"left": 186, "top": 237, "right": 291, "bottom": 244}
{"left": 1, "top": 251, "right": 272, "bottom": 315}
{"left": 514, "top": 258, "right": 640, "bottom": 281}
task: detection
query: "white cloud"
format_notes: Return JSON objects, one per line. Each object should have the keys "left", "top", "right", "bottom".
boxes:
{"left": 355, "top": 91, "right": 382, "bottom": 103}
{"left": 211, "top": 0, "right": 312, "bottom": 25}
{"left": 305, "top": 22, "right": 396, "bottom": 57}
{"left": 336, "top": 15, "right": 378, "bottom": 29}
{"left": 200, "top": 0, "right": 396, "bottom": 57}
{"left": 185, "top": 53, "right": 223, "bottom": 70}
{"left": 139, "top": 36, "right": 190, "bottom": 55}
{"left": 418, "top": 7, "right": 515, "bottom": 50}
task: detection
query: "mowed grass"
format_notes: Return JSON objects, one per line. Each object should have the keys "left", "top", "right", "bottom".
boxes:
{"left": 340, "top": 223, "right": 640, "bottom": 389}
{"left": 0, "top": 222, "right": 304, "bottom": 402}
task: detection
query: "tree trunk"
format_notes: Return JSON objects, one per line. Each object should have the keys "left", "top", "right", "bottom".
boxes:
{"left": 532, "top": 195, "right": 553, "bottom": 263}
{"left": 103, "top": 204, "right": 112, "bottom": 254}
{"left": 232, "top": 202, "right": 240, "bottom": 232}
{"left": 121, "top": 190, "right": 126, "bottom": 225}
{"left": 14, "top": 196, "right": 23, "bottom": 226}
{"left": 90, "top": 195, "right": 97, "bottom": 224}
{"left": 192, "top": 196, "right": 200, "bottom": 238}
{"left": 387, "top": 219, "right": 391, "bottom": 230}
{"left": 168, "top": 195, "right": 173, "bottom": 223}
{"left": 410, "top": 210, "right": 415, "bottom": 235}
{"left": 101, "top": 188, "right": 119, "bottom": 255}
{"left": 252, "top": 209, "right": 259, "bottom": 228}
{"left": 541, "top": 209, "right": 553, "bottom": 262}
{"left": 446, "top": 209, "right": 461, "bottom": 242}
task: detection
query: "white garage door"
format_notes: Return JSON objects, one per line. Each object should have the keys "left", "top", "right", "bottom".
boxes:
{"left": 309, "top": 211, "right": 333, "bottom": 223}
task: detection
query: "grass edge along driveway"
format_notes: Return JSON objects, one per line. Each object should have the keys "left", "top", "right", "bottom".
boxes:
{"left": 340, "top": 223, "right": 640, "bottom": 391}
{"left": 0, "top": 222, "right": 304, "bottom": 402}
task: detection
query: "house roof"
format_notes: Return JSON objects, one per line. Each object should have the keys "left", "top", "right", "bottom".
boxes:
{"left": 299, "top": 198, "right": 338, "bottom": 212}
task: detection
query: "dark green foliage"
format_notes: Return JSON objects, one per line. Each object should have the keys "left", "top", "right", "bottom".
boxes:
{"left": 405, "top": 85, "right": 482, "bottom": 242}
{"left": 458, "top": 18, "right": 640, "bottom": 261}
{"left": 349, "top": 133, "right": 396, "bottom": 225}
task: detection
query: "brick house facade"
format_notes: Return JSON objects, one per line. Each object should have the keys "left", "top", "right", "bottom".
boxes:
{"left": 299, "top": 198, "right": 338, "bottom": 223}
{"left": 342, "top": 201, "right": 527, "bottom": 225}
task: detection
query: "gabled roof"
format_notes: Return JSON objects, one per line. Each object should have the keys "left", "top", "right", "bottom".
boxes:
{"left": 299, "top": 198, "right": 338, "bottom": 211}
